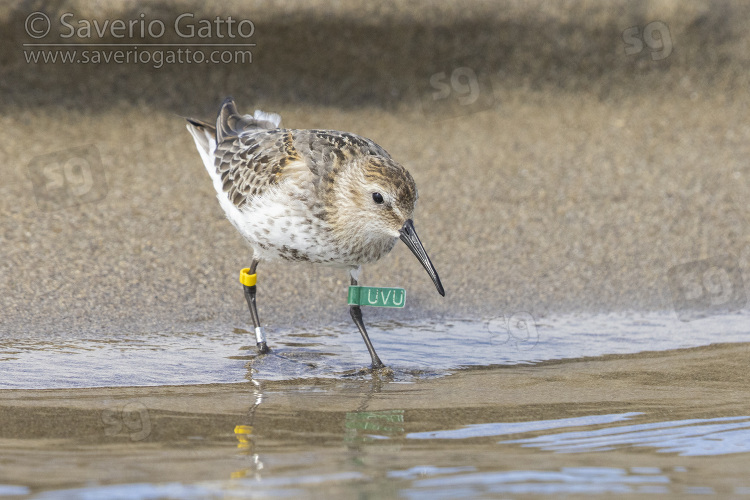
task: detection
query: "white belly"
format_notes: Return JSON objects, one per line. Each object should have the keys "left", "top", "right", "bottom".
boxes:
{"left": 218, "top": 182, "right": 344, "bottom": 264}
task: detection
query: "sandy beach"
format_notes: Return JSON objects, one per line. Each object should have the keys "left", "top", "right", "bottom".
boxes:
{"left": 2, "top": 1, "right": 750, "bottom": 335}
{"left": 2, "top": 1, "right": 750, "bottom": 497}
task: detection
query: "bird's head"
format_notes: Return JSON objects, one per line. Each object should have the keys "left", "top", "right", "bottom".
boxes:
{"left": 328, "top": 156, "right": 445, "bottom": 296}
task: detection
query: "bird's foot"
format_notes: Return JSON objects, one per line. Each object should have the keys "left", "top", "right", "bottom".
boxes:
{"left": 342, "top": 364, "right": 393, "bottom": 377}
{"left": 257, "top": 341, "right": 269, "bottom": 354}
{"left": 371, "top": 363, "right": 393, "bottom": 375}
{"left": 370, "top": 365, "right": 395, "bottom": 379}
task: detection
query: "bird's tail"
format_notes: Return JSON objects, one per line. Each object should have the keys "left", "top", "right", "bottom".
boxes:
{"left": 186, "top": 97, "right": 282, "bottom": 179}
{"left": 186, "top": 116, "right": 218, "bottom": 176}
{"left": 215, "top": 97, "right": 282, "bottom": 143}
{"left": 186, "top": 117, "right": 215, "bottom": 157}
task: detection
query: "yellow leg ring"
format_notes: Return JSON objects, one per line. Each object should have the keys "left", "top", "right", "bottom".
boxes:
{"left": 239, "top": 268, "right": 257, "bottom": 287}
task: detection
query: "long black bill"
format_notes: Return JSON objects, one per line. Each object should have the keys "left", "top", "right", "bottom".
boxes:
{"left": 399, "top": 219, "right": 445, "bottom": 297}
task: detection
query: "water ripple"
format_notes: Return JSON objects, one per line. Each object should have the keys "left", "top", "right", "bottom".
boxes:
{"left": 3, "top": 310, "right": 750, "bottom": 388}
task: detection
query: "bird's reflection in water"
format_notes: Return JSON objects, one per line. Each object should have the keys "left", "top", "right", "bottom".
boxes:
{"left": 232, "top": 370, "right": 407, "bottom": 477}
{"left": 231, "top": 379, "right": 264, "bottom": 480}
{"left": 343, "top": 372, "right": 405, "bottom": 464}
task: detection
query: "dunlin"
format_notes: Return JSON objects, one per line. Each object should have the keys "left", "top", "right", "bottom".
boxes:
{"left": 187, "top": 98, "right": 444, "bottom": 368}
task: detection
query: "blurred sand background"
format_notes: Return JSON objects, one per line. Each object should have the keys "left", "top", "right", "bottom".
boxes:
{"left": 2, "top": 0, "right": 750, "bottom": 336}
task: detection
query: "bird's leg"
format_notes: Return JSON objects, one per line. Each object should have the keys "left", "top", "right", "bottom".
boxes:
{"left": 349, "top": 275, "right": 385, "bottom": 369}
{"left": 242, "top": 258, "right": 269, "bottom": 354}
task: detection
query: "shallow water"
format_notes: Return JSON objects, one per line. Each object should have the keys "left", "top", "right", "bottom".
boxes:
{"left": 4, "top": 360, "right": 750, "bottom": 498}
{"left": 2, "top": 312, "right": 750, "bottom": 498}
{"left": 2, "top": 311, "right": 750, "bottom": 388}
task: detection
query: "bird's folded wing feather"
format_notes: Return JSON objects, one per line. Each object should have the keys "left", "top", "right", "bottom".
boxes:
{"left": 215, "top": 126, "right": 392, "bottom": 210}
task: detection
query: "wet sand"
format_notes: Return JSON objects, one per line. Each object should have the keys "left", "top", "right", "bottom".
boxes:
{"left": 3, "top": 81, "right": 750, "bottom": 336}
{"left": 3, "top": 343, "right": 750, "bottom": 496}
{"left": 2, "top": 1, "right": 750, "bottom": 335}
{"left": 2, "top": 0, "right": 750, "bottom": 497}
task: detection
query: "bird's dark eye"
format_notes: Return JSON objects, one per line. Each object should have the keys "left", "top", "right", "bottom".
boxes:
{"left": 372, "top": 192, "right": 384, "bottom": 204}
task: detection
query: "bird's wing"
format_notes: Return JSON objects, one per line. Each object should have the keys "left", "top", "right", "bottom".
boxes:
{"left": 291, "top": 129, "right": 392, "bottom": 188}
{"left": 215, "top": 128, "right": 311, "bottom": 209}
{"left": 212, "top": 98, "right": 392, "bottom": 210}
{"left": 210, "top": 98, "right": 304, "bottom": 209}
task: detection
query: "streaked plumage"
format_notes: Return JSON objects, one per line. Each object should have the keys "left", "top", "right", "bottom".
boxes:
{"left": 187, "top": 98, "right": 443, "bottom": 368}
